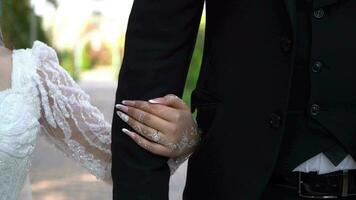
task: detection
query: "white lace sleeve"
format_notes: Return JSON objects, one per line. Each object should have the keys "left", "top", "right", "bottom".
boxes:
{"left": 31, "top": 41, "right": 112, "bottom": 182}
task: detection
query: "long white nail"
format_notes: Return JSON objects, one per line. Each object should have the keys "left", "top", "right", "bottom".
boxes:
{"left": 148, "top": 100, "right": 160, "bottom": 104}
{"left": 116, "top": 104, "right": 129, "bottom": 112}
{"left": 117, "top": 111, "right": 129, "bottom": 122}
{"left": 122, "top": 100, "right": 135, "bottom": 106}
{"left": 122, "top": 128, "right": 135, "bottom": 137}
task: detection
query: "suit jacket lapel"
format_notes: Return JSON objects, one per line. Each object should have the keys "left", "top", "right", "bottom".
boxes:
{"left": 283, "top": 0, "right": 297, "bottom": 36}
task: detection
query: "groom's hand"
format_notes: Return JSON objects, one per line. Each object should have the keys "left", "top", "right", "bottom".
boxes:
{"left": 115, "top": 94, "right": 200, "bottom": 159}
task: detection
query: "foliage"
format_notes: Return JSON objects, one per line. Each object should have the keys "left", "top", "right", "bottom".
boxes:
{"left": 58, "top": 49, "right": 79, "bottom": 80}
{"left": 0, "top": 0, "right": 49, "bottom": 49}
{"left": 81, "top": 43, "right": 92, "bottom": 71}
{"left": 182, "top": 21, "right": 205, "bottom": 108}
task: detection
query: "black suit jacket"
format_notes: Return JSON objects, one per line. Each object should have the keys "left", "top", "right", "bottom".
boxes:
{"left": 112, "top": 0, "right": 356, "bottom": 199}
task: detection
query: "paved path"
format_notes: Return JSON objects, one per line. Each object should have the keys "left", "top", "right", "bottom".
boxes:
{"left": 30, "top": 79, "right": 187, "bottom": 200}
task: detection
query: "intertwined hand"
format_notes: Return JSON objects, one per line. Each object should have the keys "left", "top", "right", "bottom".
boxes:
{"left": 116, "top": 94, "right": 200, "bottom": 159}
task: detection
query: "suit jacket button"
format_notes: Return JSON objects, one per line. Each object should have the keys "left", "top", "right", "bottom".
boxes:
{"left": 269, "top": 113, "right": 282, "bottom": 129}
{"left": 312, "top": 61, "right": 323, "bottom": 73}
{"left": 314, "top": 8, "right": 326, "bottom": 19}
{"left": 310, "top": 104, "right": 321, "bottom": 116}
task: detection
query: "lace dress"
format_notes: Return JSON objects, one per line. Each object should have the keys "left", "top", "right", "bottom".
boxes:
{"left": 0, "top": 41, "right": 111, "bottom": 200}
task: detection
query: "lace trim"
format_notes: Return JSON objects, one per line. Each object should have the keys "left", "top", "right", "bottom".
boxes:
{"left": 66, "top": 139, "right": 109, "bottom": 180}
{"left": 31, "top": 41, "right": 112, "bottom": 180}
{"left": 33, "top": 52, "right": 112, "bottom": 150}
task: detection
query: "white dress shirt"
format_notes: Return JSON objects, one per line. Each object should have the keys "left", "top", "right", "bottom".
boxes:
{"left": 293, "top": 153, "right": 356, "bottom": 174}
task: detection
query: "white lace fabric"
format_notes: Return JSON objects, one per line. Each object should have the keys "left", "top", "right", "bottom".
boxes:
{"left": 0, "top": 41, "right": 111, "bottom": 200}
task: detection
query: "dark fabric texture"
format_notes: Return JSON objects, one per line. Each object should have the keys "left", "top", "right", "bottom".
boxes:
{"left": 277, "top": 0, "right": 348, "bottom": 171}
{"left": 287, "top": 0, "right": 311, "bottom": 112}
{"left": 111, "top": 0, "right": 205, "bottom": 199}
{"left": 112, "top": 0, "right": 356, "bottom": 199}
{"left": 263, "top": 171, "right": 356, "bottom": 199}
{"left": 261, "top": 182, "right": 356, "bottom": 200}
{"left": 261, "top": 184, "right": 300, "bottom": 200}
{"left": 273, "top": 114, "right": 348, "bottom": 173}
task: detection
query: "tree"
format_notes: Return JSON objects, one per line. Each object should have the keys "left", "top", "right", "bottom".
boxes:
{"left": 0, "top": 0, "right": 49, "bottom": 49}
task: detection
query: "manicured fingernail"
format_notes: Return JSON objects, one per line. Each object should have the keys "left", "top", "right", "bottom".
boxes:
{"left": 166, "top": 94, "right": 179, "bottom": 99}
{"left": 117, "top": 111, "right": 129, "bottom": 122}
{"left": 148, "top": 100, "right": 159, "bottom": 104}
{"left": 122, "top": 100, "right": 134, "bottom": 106}
{"left": 122, "top": 128, "right": 135, "bottom": 137}
{"left": 149, "top": 98, "right": 164, "bottom": 104}
{"left": 116, "top": 104, "right": 128, "bottom": 112}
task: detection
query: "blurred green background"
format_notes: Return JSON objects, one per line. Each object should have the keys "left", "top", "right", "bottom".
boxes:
{"left": 0, "top": 1, "right": 204, "bottom": 199}
{"left": 0, "top": 0, "right": 51, "bottom": 48}
{"left": 0, "top": 0, "right": 204, "bottom": 106}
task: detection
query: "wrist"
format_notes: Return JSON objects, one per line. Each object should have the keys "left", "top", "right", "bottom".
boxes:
{"left": 167, "top": 128, "right": 202, "bottom": 174}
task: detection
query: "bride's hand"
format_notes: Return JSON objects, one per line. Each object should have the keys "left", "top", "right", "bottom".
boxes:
{"left": 116, "top": 94, "right": 200, "bottom": 159}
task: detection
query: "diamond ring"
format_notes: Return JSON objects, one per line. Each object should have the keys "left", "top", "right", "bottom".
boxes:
{"left": 151, "top": 130, "right": 161, "bottom": 142}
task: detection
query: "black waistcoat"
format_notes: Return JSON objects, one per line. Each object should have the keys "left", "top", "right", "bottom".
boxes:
{"left": 288, "top": 0, "right": 311, "bottom": 112}
{"left": 274, "top": 0, "right": 348, "bottom": 173}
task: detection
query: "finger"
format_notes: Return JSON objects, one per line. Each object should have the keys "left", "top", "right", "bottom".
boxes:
{"left": 117, "top": 111, "right": 169, "bottom": 144}
{"left": 116, "top": 104, "right": 173, "bottom": 133}
{"left": 118, "top": 101, "right": 180, "bottom": 122}
{"left": 122, "top": 128, "right": 173, "bottom": 157}
{"left": 148, "top": 94, "right": 189, "bottom": 110}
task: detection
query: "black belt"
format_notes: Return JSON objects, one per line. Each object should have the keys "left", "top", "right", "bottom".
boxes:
{"left": 271, "top": 170, "right": 356, "bottom": 199}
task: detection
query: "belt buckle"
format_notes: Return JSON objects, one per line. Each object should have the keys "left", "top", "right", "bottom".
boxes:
{"left": 340, "top": 170, "right": 356, "bottom": 198}
{"left": 298, "top": 172, "right": 338, "bottom": 199}
{"left": 342, "top": 170, "right": 349, "bottom": 198}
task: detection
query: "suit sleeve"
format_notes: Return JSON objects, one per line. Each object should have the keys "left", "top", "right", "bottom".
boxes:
{"left": 111, "top": 0, "right": 205, "bottom": 199}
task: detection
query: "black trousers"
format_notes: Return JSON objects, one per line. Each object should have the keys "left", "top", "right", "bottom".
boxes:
{"left": 261, "top": 183, "right": 301, "bottom": 199}
{"left": 261, "top": 184, "right": 356, "bottom": 200}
